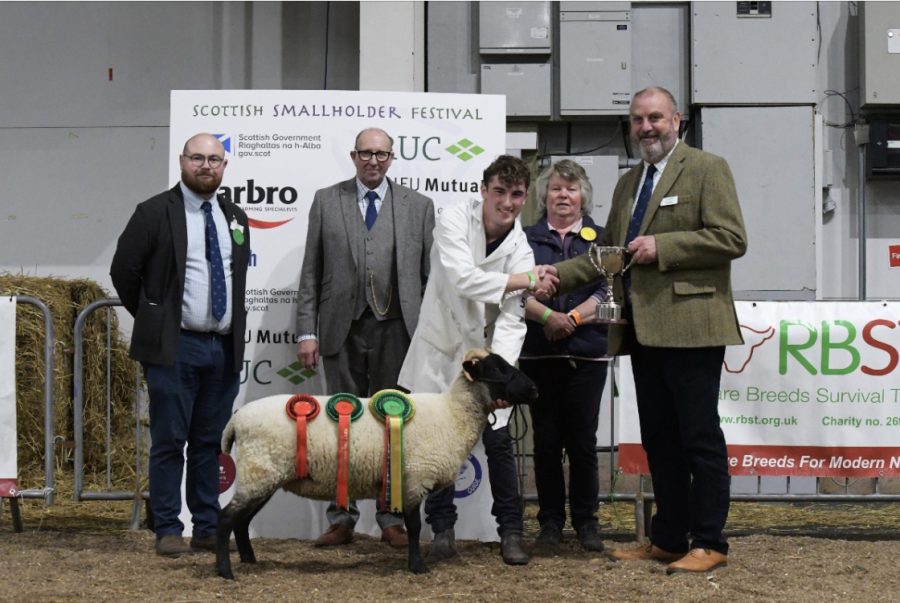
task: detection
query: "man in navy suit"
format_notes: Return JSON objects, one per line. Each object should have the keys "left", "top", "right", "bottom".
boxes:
{"left": 111, "top": 133, "right": 250, "bottom": 558}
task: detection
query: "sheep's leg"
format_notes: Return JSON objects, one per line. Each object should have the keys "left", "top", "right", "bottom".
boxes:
{"left": 216, "top": 491, "right": 273, "bottom": 579}
{"left": 216, "top": 502, "right": 238, "bottom": 579}
{"left": 233, "top": 493, "right": 274, "bottom": 564}
{"left": 404, "top": 502, "right": 429, "bottom": 574}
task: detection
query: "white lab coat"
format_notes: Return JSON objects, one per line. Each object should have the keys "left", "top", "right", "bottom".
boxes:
{"left": 398, "top": 197, "right": 535, "bottom": 429}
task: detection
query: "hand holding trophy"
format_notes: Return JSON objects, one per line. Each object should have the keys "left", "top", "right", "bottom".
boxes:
{"left": 587, "top": 246, "right": 630, "bottom": 324}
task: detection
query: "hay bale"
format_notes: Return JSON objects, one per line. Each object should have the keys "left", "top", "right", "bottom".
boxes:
{"left": 0, "top": 274, "right": 145, "bottom": 492}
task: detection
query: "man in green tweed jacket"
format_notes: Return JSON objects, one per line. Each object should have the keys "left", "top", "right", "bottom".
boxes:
{"left": 553, "top": 87, "right": 747, "bottom": 574}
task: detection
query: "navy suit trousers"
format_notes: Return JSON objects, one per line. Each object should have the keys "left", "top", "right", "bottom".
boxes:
{"left": 629, "top": 341, "right": 730, "bottom": 555}
{"left": 144, "top": 330, "right": 238, "bottom": 539}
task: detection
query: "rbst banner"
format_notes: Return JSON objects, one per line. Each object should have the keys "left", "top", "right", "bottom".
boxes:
{"left": 618, "top": 301, "right": 900, "bottom": 477}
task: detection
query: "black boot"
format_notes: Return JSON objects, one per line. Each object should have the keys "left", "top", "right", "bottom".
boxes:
{"left": 500, "top": 532, "right": 530, "bottom": 565}
{"left": 576, "top": 523, "right": 605, "bottom": 552}
{"left": 428, "top": 529, "right": 459, "bottom": 562}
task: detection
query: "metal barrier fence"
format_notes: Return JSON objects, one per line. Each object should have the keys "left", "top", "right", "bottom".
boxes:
{"left": 2, "top": 296, "right": 56, "bottom": 531}
{"left": 73, "top": 298, "right": 148, "bottom": 530}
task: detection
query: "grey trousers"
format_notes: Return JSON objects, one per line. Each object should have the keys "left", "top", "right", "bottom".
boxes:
{"left": 321, "top": 310, "right": 409, "bottom": 530}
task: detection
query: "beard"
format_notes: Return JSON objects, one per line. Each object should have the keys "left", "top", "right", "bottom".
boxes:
{"left": 634, "top": 131, "right": 676, "bottom": 165}
{"left": 181, "top": 168, "right": 222, "bottom": 196}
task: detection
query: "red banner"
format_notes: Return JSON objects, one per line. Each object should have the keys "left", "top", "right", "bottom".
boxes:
{"left": 619, "top": 443, "right": 900, "bottom": 477}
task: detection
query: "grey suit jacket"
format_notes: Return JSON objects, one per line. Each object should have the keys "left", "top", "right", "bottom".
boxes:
{"left": 556, "top": 142, "right": 748, "bottom": 354}
{"left": 296, "top": 177, "right": 435, "bottom": 356}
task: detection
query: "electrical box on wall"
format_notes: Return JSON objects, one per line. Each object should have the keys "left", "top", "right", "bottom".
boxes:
{"left": 559, "top": 2, "right": 632, "bottom": 115}
{"left": 867, "top": 118, "right": 900, "bottom": 178}
{"left": 859, "top": 2, "right": 900, "bottom": 107}
{"left": 481, "top": 63, "right": 551, "bottom": 117}
{"left": 692, "top": 2, "right": 817, "bottom": 104}
{"left": 479, "top": 2, "right": 551, "bottom": 54}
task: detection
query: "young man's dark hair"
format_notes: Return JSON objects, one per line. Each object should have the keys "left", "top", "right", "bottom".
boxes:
{"left": 483, "top": 155, "right": 531, "bottom": 190}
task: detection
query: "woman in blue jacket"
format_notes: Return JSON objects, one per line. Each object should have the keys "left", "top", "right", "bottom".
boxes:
{"left": 520, "top": 159, "right": 609, "bottom": 552}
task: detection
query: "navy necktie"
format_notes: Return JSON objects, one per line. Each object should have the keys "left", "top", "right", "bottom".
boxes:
{"left": 201, "top": 201, "right": 227, "bottom": 321}
{"left": 625, "top": 164, "right": 657, "bottom": 247}
{"left": 364, "top": 190, "right": 379, "bottom": 230}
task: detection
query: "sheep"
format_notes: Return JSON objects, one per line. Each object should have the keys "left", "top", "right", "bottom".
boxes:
{"left": 215, "top": 348, "right": 538, "bottom": 578}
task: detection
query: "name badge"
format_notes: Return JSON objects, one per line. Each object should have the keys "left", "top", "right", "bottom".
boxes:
{"left": 660, "top": 196, "right": 679, "bottom": 207}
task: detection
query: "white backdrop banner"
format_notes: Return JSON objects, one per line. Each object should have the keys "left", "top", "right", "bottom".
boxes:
{"left": 170, "top": 90, "right": 506, "bottom": 540}
{"left": 618, "top": 301, "right": 900, "bottom": 477}
{"left": 0, "top": 297, "right": 17, "bottom": 497}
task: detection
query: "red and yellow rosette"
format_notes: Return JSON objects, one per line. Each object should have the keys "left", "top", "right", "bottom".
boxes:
{"left": 325, "top": 393, "right": 364, "bottom": 511}
{"left": 369, "top": 390, "right": 415, "bottom": 513}
{"left": 285, "top": 394, "right": 320, "bottom": 479}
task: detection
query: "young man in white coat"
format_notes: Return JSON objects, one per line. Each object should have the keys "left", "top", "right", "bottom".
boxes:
{"left": 397, "top": 155, "right": 557, "bottom": 565}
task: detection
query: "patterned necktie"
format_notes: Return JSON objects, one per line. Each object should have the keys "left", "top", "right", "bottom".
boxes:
{"left": 364, "top": 190, "right": 379, "bottom": 230}
{"left": 625, "top": 164, "right": 657, "bottom": 247}
{"left": 201, "top": 201, "right": 227, "bottom": 321}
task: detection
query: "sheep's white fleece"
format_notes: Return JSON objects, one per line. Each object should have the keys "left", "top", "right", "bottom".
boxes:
{"left": 222, "top": 374, "right": 489, "bottom": 510}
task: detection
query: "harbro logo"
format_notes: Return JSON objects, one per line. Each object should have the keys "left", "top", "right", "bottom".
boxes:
{"left": 217, "top": 179, "right": 299, "bottom": 229}
{"left": 725, "top": 318, "right": 900, "bottom": 377}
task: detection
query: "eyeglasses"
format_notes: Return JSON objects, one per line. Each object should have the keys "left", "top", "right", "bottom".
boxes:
{"left": 184, "top": 154, "right": 225, "bottom": 168}
{"left": 354, "top": 149, "right": 393, "bottom": 162}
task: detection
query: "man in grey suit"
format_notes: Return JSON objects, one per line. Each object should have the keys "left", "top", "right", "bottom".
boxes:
{"left": 296, "top": 127, "right": 435, "bottom": 547}
{"left": 553, "top": 87, "right": 747, "bottom": 573}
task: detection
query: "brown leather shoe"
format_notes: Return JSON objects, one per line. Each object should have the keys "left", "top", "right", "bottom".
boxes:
{"left": 666, "top": 548, "right": 728, "bottom": 574}
{"left": 155, "top": 535, "right": 193, "bottom": 558}
{"left": 380, "top": 525, "right": 409, "bottom": 548}
{"left": 607, "top": 542, "right": 683, "bottom": 563}
{"left": 314, "top": 523, "right": 354, "bottom": 547}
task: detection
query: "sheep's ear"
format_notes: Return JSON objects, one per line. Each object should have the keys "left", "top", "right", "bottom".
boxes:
{"left": 462, "top": 359, "right": 478, "bottom": 382}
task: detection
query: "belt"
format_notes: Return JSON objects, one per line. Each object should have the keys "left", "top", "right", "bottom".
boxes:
{"left": 180, "top": 328, "right": 229, "bottom": 338}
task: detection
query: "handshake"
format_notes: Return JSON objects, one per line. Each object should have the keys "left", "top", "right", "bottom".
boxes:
{"left": 529, "top": 265, "right": 559, "bottom": 299}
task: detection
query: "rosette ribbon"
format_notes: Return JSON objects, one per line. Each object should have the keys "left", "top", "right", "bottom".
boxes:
{"left": 325, "top": 393, "right": 364, "bottom": 510}
{"left": 285, "top": 394, "right": 320, "bottom": 479}
{"left": 369, "top": 390, "right": 415, "bottom": 513}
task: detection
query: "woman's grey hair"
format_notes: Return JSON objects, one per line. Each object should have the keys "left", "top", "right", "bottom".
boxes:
{"left": 535, "top": 159, "right": 593, "bottom": 216}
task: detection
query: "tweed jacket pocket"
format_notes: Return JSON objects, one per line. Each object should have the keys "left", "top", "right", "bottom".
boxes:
{"left": 673, "top": 281, "right": 716, "bottom": 296}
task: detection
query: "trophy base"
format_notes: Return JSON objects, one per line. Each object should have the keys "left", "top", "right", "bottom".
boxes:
{"left": 596, "top": 304, "right": 629, "bottom": 325}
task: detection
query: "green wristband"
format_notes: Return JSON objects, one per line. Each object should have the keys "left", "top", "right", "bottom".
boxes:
{"left": 540, "top": 307, "right": 553, "bottom": 325}
{"left": 527, "top": 271, "right": 537, "bottom": 291}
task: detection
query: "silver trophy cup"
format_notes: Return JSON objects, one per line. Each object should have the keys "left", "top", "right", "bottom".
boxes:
{"left": 589, "top": 246, "right": 629, "bottom": 324}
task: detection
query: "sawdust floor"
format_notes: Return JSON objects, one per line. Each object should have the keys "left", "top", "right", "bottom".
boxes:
{"left": 3, "top": 496, "right": 899, "bottom": 603}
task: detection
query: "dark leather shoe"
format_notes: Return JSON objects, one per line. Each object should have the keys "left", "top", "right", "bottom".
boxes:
{"left": 155, "top": 535, "right": 193, "bottom": 558}
{"left": 607, "top": 542, "right": 683, "bottom": 563}
{"left": 380, "top": 525, "right": 409, "bottom": 548}
{"left": 500, "top": 532, "right": 529, "bottom": 565}
{"left": 314, "top": 523, "right": 354, "bottom": 547}
{"left": 666, "top": 548, "right": 728, "bottom": 574}
{"left": 427, "top": 529, "right": 459, "bottom": 562}
{"left": 190, "top": 535, "right": 236, "bottom": 552}
{"left": 576, "top": 524, "right": 605, "bottom": 552}
{"left": 534, "top": 523, "right": 563, "bottom": 548}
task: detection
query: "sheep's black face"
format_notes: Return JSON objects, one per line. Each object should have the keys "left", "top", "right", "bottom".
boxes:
{"left": 462, "top": 353, "right": 538, "bottom": 406}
